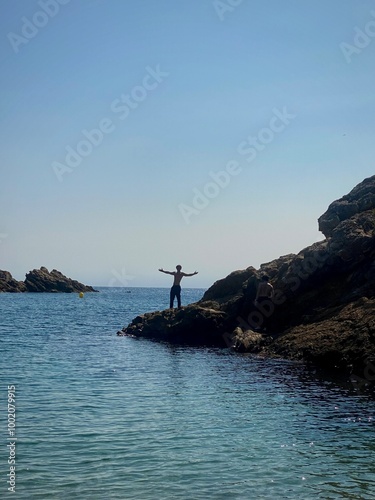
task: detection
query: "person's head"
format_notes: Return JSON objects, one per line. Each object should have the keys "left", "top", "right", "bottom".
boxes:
{"left": 261, "top": 275, "right": 269, "bottom": 282}
{"left": 176, "top": 265, "right": 182, "bottom": 271}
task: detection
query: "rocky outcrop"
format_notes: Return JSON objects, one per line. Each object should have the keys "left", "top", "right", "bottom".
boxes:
{"left": 262, "top": 297, "right": 375, "bottom": 372}
{"left": 318, "top": 175, "right": 375, "bottom": 237}
{"left": 118, "top": 175, "right": 375, "bottom": 376}
{"left": 0, "top": 271, "right": 26, "bottom": 292}
{"left": 0, "top": 267, "right": 97, "bottom": 293}
{"left": 123, "top": 305, "right": 229, "bottom": 346}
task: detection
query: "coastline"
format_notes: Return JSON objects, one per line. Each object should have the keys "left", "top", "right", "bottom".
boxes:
{"left": 118, "top": 175, "right": 375, "bottom": 378}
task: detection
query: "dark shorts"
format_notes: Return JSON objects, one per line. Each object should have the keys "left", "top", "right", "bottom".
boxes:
{"left": 170, "top": 285, "right": 181, "bottom": 307}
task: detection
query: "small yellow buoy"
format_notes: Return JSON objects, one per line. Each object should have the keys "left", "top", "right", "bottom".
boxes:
{"left": 79, "top": 292, "right": 84, "bottom": 298}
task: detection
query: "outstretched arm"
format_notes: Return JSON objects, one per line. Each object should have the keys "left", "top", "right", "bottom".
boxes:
{"left": 182, "top": 271, "right": 198, "bottom": 277}
{"left": 158, "top": 268, "right": 174, "bottom": 275}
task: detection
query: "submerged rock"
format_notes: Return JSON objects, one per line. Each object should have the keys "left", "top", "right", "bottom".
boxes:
{"left": 119, "top": 175, "right": 375, "bottom": 375}
{"left": 0, "top": 267, "right": 97, "bottom": 293}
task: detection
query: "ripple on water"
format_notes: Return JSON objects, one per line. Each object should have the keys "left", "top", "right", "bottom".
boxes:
{"left": 1, "top": 289, "right": 374, "bottom": 499}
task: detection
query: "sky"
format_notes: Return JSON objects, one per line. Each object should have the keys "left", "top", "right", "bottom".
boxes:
{"left": 0, "top": 0, "right": 374, "bottom": 289}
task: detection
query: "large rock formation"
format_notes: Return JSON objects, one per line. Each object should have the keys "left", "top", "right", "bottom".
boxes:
{"left": 318, "top": 175, "right": 375, "bottom": 237}
{"left": 0, "top": 271, "right": 26, "bottom": 292}
{"left": 0, "top": 267, "right": 97, "bottom": 293}
{"left": 123, "top": 306, "right": 228, "bottom": 346}
{"left": 118, "top": 175, "right": 375, "bottom": 376}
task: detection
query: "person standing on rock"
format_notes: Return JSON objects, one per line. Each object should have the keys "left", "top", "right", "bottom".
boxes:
{"left": 254, "top": 275, "right": 274, "bottom": 331}
{"left": 255, "top": 275, "right": 274, "bottom": 305}
{"left": 158, "top": 265, "right": 198, "bottom": 309}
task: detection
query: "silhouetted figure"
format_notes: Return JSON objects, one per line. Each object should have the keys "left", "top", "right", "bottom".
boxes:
{"left": 158, "top": 265, "right": 198, "bottom": 308}
{"left": 254, "top": 275, "right": 274, "bottom": 331}
{"left": 255, "top": 275, "right": 274, "bottom": 304}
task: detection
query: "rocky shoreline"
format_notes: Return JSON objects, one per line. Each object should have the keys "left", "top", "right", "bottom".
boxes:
{"left": 0, "top": 267, "right": 97, "bottom": 293}
{"left": 118, "top": 175, "right": 375, "bottom": 377}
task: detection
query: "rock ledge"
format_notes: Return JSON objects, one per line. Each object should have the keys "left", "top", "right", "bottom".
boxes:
{"left": 118, "top": 176, "right": 375, "bottom": 376}
{"left": 0, "top": 267, "right": 97, "bottom": 293}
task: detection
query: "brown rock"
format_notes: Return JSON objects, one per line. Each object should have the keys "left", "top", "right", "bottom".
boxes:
{"left": 0, "top": 270, "right": 26, "bottom": 292}
{"left": 119, "top": 176, "right": 375, "bottom": 376}
{"left": 318, "top": 175, "right": 375, "bottom": 237}
{"left": 265, "top": 298, "right": 375, "bottom": 375}
{"left": 118, "top": 304, "right": 229, "bottom": 346}
{"left": 0, "top": 267, "right": 97, "bottom": 293}
{"left": 24, "top": 267, "right": 97, "bottom": 293}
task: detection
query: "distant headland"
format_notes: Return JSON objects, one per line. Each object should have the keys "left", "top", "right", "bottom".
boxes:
{"left": 118, "top": 175, "right": 375, "bottom": 377}
{"left": 0, "top": 267, "right": 97, "bottom": 293}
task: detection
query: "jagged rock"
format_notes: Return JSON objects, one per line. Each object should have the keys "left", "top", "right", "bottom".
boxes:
{"left": 201, "top": 267, "right": 257, "bottom": 303}
{"left": 118, "top": 305, "right": 229, "bottom": 346}
{"left": 318, "top": 175, "right": 375, "bottom": 237}
{"left": 0, "top": 270, "right": 26, "bottom": 292}
{"left": 24, "top": 267, "right": 97, "bottom": 293}
{"left": 264, "top": 297, "right": 375, "bottom": 374}
{"left": 119, "top": 176, "right": 375, "bottom": 375}
{"left": 0, "top": 267, "right": 97, "bottom": 293}
{"left": 327, "top": 210, "right": 375, "bottom": 264}
{"left": 231, "top": 328, "right": 274, "bottom": 353}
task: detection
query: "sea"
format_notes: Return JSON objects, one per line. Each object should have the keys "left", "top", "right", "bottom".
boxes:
{"left": 1, "top": 287, "right": 374, "bottom": 499}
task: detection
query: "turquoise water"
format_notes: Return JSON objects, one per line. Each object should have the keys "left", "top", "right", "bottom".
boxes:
{"left": 1, "top": 287, "right": 374, "bottom": 499}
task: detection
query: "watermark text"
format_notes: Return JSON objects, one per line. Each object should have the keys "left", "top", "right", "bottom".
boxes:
{"left": 7, "top": 0, "right": 71, "bottom": 54}
{"left": 6, "top": 385, "right": 16, "bottom": 493}
{"left": 340, "top": 10, "right": 375, "bottom": 63}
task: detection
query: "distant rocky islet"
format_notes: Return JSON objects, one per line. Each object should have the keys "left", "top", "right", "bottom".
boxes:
{"left": 0, "top": 267, "right": 97, "bottom": 293}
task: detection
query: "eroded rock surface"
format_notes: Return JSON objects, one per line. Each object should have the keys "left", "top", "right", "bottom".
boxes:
{"left": 0, "top": 267, "right": 97, "bottom": 293}
{"left": 118, "top": 175, "right": 375, "bottom": 375}
{"left": 0, "top": 271, "right": 26, "bottom": 292}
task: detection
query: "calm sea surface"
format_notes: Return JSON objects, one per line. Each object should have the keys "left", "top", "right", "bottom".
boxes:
{"left": 1, "top": 287, "right": 374, "bottom": 499}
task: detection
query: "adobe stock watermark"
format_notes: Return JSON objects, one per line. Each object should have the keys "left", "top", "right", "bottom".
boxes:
{"left": 108, "top": 267, "right": 135, "bottom": 287}
{"left": 7, "top": 0, "right": 71, "bottom": 54}
{"left": 178, "top": 106, "right": 296, "bottom": 224}
{"left": 340, "top": 10, "right": 375, "bottom": 63}
{"left": 213, "top": 0, "right": 244, "bottom": 22}
{"left": 52, "top": 65, "right": 169, "bottom": 182}
{"left": 6, "top": 385, "right": 16, "bottom": 493}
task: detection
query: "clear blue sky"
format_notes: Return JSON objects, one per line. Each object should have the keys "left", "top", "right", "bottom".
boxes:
{"left": 1, "top": 0, "right": 374, "bottom": 288}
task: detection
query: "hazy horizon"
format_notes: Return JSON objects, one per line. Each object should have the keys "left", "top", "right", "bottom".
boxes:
{"left": 1, "top": 0, "right": 374, "bottom": 288}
